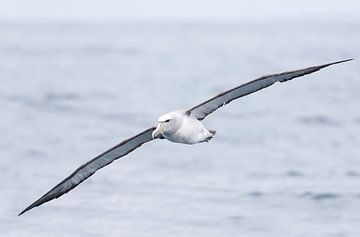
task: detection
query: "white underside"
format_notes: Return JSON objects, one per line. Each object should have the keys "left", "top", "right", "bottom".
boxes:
{"left": 162, "top": 112, "right": 214, "bottom": 144}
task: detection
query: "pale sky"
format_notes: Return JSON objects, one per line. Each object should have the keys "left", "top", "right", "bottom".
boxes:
{"left": 1, "top": 0, "right": 360, "bottom": 22}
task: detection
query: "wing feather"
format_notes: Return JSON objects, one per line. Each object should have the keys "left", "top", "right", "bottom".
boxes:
{"left": 19, "top": 127, "right": 156, "bottom": 216}
{"left": 187, "top": 59, "right": 353, "bottom": 120}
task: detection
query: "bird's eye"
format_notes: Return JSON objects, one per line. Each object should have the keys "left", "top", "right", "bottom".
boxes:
{"left": 164, "top": 119, "right": 170, "bottom": 122}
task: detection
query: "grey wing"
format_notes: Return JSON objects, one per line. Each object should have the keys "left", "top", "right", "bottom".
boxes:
{"left": 187, "top": 59, "right": 353, "bottom": 120}
{"left": 19, "top": 127, "right": 156, "bottom": 216}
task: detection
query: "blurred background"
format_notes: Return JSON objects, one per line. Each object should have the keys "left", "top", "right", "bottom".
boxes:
{"left": 1, "top": 1, "right": 360, "bottom": 236}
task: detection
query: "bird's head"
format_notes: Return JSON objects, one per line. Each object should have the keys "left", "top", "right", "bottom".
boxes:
{"left": 152, "top": 112, "right": 181, "bottom": 139}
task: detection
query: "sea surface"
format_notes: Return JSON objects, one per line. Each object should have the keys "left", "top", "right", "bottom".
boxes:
{"left": 1, "top": 21, "right": 360, "bottom": 237}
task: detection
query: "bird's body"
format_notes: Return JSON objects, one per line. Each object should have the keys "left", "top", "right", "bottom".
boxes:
{"left": 153, "top": 110, "right": 215, "bottom": 144}
{"left": 18, "top": 59, "right": 353, "bottom": 216}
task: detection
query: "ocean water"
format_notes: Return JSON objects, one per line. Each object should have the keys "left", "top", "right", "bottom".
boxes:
{"left": 1, "top": 21, "right": 360, "bottom": 237}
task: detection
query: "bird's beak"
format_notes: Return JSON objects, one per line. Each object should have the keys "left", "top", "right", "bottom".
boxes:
{"left": 152, "top": 123, "right": 163, "bottom": 139}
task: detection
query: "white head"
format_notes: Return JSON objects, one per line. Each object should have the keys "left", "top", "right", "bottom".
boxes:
{"left": 152, "top": 112, "right": 182, "bottom": 139}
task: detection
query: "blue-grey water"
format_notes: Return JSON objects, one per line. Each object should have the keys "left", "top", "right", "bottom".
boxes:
{"left": 1, "top": 21, "right": 360, "bottom": 236}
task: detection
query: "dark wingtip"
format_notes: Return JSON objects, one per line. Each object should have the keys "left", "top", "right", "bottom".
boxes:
{"left": 335, "top": 58, "right": 353, "bottom": 63}
{"left": 18, "top": 202, "right": 39, "bottom": 216}
{"left": 321, "top": 58, "right": 354, "bottom": 68}
{"left": 18, "top": 196, "right": 47, "bottom": 216}
{"left": 18, "top": 206, "right": 31, "bottom": 216}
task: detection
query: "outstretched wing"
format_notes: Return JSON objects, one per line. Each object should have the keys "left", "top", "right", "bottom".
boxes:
{"left": 187, "top": 59, "right": 353, "bottom": 120}
{"left": 19, "top": 127, "right": 156, "bottom": 216}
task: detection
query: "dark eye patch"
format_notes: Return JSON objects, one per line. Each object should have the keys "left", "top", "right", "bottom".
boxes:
{"left": 164, "top": 119, "right": 170, "bottom": 122}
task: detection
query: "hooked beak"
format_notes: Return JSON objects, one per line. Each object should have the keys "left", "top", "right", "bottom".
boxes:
{"left": 152, "top": 123, "right": 163, "bottom": 139}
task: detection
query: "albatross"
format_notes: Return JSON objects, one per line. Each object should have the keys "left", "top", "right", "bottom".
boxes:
{"left": 19, "top": 59, "right": 352, "bottom": 215}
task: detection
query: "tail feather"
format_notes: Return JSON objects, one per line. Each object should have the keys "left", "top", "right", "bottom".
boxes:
{"left": 209, "top": 129, "right": 216, "bottom": 135}
{"left": 205, "top": 129, "right": 216, "bottom": 142}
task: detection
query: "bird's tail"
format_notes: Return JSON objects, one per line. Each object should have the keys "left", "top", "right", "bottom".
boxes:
{"left": 209, "top": 129, "right": 216, "bottom": 135}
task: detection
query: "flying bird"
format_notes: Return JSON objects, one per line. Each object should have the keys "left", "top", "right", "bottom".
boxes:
{"left": 19, "top": 59, "right": 352, "bottom": 216}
